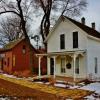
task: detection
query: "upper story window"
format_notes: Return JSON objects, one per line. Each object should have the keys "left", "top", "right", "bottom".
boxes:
{"left": 22, "top": 45, "right": 26, "bottom": 54}
{"left": 60, "top": 34, "right": 65, "bottom": 49}
{"left": 73, "top": 31, "right": 78, "bottom": 48}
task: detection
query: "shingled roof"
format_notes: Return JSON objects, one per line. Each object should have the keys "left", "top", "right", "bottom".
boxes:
{"left": 3, "top": 38, "right": 24, "bottom": 50}
{"left": 63, "top": 15, "right": 100, "bottom": 39}
{"left": 0, "top": 38, "right": 38, "bottom": 53}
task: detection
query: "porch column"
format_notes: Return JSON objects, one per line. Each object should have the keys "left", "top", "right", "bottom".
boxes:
{"left": 53, "top": 56, "right": 56, "bottom": 78}
{"left": 47, "top": 57, "right": 50, "bottom": 75}
{"left": 38, "top": 56, "right": 42, "bottom": 77}
{"left": 73, "top": 54, "right": 77, "bottom": 82}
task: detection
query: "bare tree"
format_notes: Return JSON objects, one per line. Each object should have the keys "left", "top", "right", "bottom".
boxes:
{"left": 0, "top": 16, "right": 23, "bottom": 45}
{"left": 33, "top": 0, "right": 87, "bottom": 45}
{"left": 0, "top": 0, "right": 33, "bottom": 40}
{"left": 0, "top": 0, "right": 34, "bottom": 68}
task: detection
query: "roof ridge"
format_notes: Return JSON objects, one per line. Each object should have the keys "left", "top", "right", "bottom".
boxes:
{"left": 63, "top": 15, "right": 100, "bottom": 38}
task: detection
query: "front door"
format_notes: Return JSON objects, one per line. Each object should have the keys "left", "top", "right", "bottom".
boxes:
{"left": 61, "top": 58, "right": 66, "bottom": 73}
{"left": 50, "top": 58, "right": 54, "bottom": 75}
{"left": 75, "top": 57, "right": 79, "bottom": 74}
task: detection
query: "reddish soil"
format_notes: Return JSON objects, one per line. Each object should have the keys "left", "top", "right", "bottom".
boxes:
{"left": 0, "top": 79, "right": 64, "bottom": 100}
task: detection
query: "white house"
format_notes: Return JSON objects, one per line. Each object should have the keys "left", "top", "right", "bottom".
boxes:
{"left": 37, "top": 15, "right": 100, "bottom": 81}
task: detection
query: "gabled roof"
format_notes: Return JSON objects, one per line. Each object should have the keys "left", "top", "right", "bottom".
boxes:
{"left": 63, "top": 16, "right": 100, "bottom": 39}
{"left": 0, "top": 38, "right": 38, "bottom": 53}
{"left": 45, "top": 15, "right": 100, "bottom": 42}
{"left": 3, "top": 38, "right": 24, "bottom": 50}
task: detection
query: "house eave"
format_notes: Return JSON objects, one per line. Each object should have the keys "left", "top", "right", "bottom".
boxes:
{"left": 36, "top": 50, "right": 86, "bottom": 57}
{"left": 87, "top": 35, "right": 100, "bottom": 42}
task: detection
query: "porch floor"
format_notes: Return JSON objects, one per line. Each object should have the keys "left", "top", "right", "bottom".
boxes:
{"left": 32, "top": 75, "right": 85, "bottom": 84}
{"left": 55, "top": 76, "right": 85, "bottom": 83}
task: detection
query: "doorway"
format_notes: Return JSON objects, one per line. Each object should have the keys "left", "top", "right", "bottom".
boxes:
{"left": 50, "top": 58, "right": 54, "bottom": 75}
{"left": 1, "top": 59, "right": 3, "bottom": 70}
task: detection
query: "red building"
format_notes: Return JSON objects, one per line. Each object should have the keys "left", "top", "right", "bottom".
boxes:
{"left": 0, "top": 38, "right": 47, "bottom": 76}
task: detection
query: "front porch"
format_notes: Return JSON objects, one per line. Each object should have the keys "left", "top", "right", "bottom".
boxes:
{"left": 32, "top": 75, "right": 85, "bottom": 84}
{"left": 36, "top": 50, "right": 86, "bottom": 83}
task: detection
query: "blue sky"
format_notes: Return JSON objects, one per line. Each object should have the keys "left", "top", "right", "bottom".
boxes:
{"left": 81, "top": 0, "right": 100, "bottom": 31}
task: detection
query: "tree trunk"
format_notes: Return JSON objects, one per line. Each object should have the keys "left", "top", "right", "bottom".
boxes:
{"left": 17, "top": 0, "right": 33, "bottom": 72}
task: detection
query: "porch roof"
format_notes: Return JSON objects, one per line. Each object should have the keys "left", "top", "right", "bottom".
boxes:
{"left": 36, "top": 50, "right": 86, "bottom": 57}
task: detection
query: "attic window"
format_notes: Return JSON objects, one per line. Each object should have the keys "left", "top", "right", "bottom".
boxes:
{"left": 22, "top": 45, "right": 26, "bottom": 54}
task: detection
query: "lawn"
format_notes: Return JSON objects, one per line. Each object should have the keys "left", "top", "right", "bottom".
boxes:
{"left": 0, "top": 74, "right": 92, "bottom": 100}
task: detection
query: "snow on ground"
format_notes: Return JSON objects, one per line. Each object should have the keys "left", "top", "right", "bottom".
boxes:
{"left": 69, "top": 85, "right": 80, "bottom": 89}
{"left": 79, "top": 82, "right": 100, "bottom": 100}
{"left": 1, "top": 73, "right": 100, "bottom": 99}
{"left": 79, "top": 82, "right": 100, "bottom": 94}
{"left": 54, "top": 83, "right": 67, "bottom": 88}
{"left": 34, "top": 81, "right": 44, "bottom": 84}
{"left": 1, "top": 73, "right": 23, "bottom": 80}
{"left": 84, "top": 95, "right": 100, "bottom": 100}
{"left": 2, "top": 73, "right": 17, "bottom": 78}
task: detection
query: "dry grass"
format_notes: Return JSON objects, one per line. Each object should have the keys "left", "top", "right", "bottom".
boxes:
{"left": 0, "top": 74, "right": 93, "bottom": 99}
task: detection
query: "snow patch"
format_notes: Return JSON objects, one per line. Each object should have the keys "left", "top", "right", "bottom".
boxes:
{"left": 54, "top": 83, "right": 67, "bottom": 88}
{"left": 80, "top": 82, "right": 100, "bottom": 94}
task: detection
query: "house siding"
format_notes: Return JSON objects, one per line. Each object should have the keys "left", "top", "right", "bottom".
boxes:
{"left": 12, "top": 40, "right": 31, "bottom": 71}
{"left": 48, "top": 18, "right": 87, "bottom": 53}
{"left": 2, "top": 51, "right": 13, "bottom": 74}
{"left": 87, "top": 37, "right": 100, "bottom": 78}
{"left": 0, "top": 39, "right": 47, "bottom": 75}
{"left": 47, "top": 17, "right": 100, "bottom": 79}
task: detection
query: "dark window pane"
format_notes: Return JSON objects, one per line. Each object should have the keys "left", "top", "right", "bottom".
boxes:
{"left": 60, "top": 34, "right": 65, "bottom": 49}
{"left": 95, "top": 57, "right": 98, "bottom": 74}
{"left": 73, "top": 32, "right": 78, "bottom": 48}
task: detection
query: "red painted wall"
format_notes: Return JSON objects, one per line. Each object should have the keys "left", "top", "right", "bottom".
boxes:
{"left": 2, "top": 51, "right": 13, "bottom": 74}
{"left": 12, "top": 40, "right": 31, "bottom": 72}
{"left": 0, "top": 39, "right": 47, "bottom": 75}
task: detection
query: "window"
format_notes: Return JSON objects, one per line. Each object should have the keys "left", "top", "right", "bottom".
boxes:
{"left": 61, "top": 58, "right": 65, "bottom": 73}
{"left": 73, "top": 32, "right": 78, "bottom": 48}
{"left": 4, "top": 61, "right": 6, "bottom": 65}
{"left": 94, "top": 57, "right": 98, "bottom": 74}
{"left": 60, "top": 34, "right": 65, "bottom": 49}
{"left": 7, "top": 58, "right": 10, "bottom": 66}
{"left": 75, "top": 57, "right": 79, "bottom": 74}
{"left": 13, "top": 55, "right": 16, "bottom": 67}
{"left": 22, "top": 45, "right": 26, "bottom": 54}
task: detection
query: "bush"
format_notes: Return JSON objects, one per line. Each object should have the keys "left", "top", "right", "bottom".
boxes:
{"left": 13, "top": 70, "right": 32, "bottom": 78}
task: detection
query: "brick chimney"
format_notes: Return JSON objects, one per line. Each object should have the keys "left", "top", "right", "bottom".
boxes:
{"left": 91, "top": 22, "right": 95, "bottom": 30}
{"left": 81, "top": 17, "right": 85, "bottom": 25}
